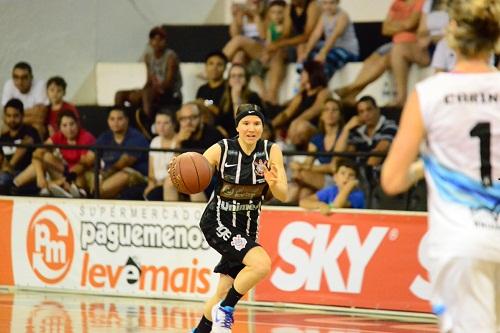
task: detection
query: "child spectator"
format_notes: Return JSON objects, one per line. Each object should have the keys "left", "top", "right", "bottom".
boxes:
{"left": 144, "top": 111, "right": 177, "bottom": 201}
{"left": 45, "top": 76, "right": 79, "bottom": 137}
{"left": 299, "top": 158, "right": 365, "bottom": 214}
{"left": 0, "top": 99, "right": 41, "bottom": 195}
{"left": 300, "top": 0, "right": 359, "bottom": 79}
{"left": 14, "top": 110, "right": 95, "bottom": 198}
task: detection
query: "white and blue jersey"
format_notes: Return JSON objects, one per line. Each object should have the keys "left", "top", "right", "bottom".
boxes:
{"left": 417, "top": 71, "right": 500, "bottom": 262}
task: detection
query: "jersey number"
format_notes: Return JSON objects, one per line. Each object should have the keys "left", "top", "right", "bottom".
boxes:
{"left": 469, "top": 122, "right": 492, "bottom": 186}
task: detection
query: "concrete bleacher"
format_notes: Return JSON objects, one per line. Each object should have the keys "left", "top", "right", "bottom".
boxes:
{"left": 95, "top": 61, "right": 434, "bottom": 107}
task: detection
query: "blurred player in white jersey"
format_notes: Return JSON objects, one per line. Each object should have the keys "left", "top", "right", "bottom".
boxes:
{"left": 381, "top": 0, "right": 500, "bottom": 332}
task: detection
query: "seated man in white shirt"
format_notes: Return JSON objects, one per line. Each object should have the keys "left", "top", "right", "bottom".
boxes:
{"left": 2, "top": 62, "right": 48, "bottom": 137}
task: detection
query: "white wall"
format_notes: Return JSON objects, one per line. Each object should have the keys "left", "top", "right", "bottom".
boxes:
{"left": 0, "top": 0, "right": 392, "bottom": 105}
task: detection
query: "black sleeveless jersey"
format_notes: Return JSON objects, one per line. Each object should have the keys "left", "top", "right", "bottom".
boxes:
{"left": 204, "top": 138, "right": 273, "bottom": 238}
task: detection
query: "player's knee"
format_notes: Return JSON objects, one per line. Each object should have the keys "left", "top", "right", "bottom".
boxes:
{"left": 252, "top": 254, "right": 272, "bottom": 278}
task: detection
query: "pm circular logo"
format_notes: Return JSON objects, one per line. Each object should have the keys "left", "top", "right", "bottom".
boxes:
{"left": 27, "top": 205, "right": 74, "bottom": 284}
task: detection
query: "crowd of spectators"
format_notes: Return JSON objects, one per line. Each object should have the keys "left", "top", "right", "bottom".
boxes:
{"left": 1, "top": 0, "right": 498, "bottom": 211}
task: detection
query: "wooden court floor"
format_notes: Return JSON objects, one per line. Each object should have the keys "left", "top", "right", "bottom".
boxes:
{"left": 0, "top": 289, "right": 439, "bottom": 333}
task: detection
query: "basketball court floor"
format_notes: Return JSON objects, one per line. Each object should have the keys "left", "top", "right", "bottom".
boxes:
{"left": 0, "top": 288, "right": 439, "bottom": 333}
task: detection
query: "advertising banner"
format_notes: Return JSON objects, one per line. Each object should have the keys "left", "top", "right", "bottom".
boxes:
{"left": 9, "top": 198, "right": 221, "bottom": 300}
{"left": 256, "top": 209, "right": 431, "bottom": 312}
{"left": 0, "top": 199, "right": 14, "bottom": 286}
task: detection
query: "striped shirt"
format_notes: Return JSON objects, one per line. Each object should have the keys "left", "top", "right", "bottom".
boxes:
{"left": 347, "top": 115, "right": 398, "bottom": 160}
{"left": 204, "top": 138, "right": 272, "bottom": 238}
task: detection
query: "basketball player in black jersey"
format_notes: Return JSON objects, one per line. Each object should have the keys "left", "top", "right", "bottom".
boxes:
{"left": 187, "top": 104, "right": 288, "bottom": 333}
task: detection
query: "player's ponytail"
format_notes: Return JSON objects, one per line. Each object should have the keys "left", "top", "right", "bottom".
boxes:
{"left": 447, "top": 0, "right": 500, "bottom": 57}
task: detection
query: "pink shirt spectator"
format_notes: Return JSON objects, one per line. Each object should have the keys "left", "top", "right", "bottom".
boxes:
{"left": 50, "top": 129, "right": 95, "bottom": 168}
{"left": 389, "top": 0, "right": 425, "bottom": 43}
{"left": 47, "top": 102, "right": 80, "bottom": 129}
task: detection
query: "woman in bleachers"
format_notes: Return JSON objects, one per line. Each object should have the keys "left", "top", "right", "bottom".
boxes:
{"left": 271, "top": 60, "right": 330, "bottom": 131}
{"left": 222, "top": 0, "right": 268, "bottom": 66}
{"left": 216, "top": 64, "right": 263, "bottom": 138}
{"left": 14, "top": 109, "right": 95, "bottom": 197}
{"left": 289, "top": 98, "right": 344, "bottom": 201}
{"left": 335, "top": 0, "right": 429, "bottom": 107}
{"left": 299, "top": 0, "right": 359, "bottom": 79}
{"left": 143, "top": 111, "right": 177, "bottom": 201}
{"left": 223, "top": 1, "right": 287, "bottom": 101}
{"left": 385, "top": 0, "right": 429, "bottom": 107}
{"left": 263, "top": 0, "right": 321, "bottom": 105}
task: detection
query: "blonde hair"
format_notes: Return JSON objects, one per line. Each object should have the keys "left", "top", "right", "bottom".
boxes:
{"left": 446, "top": 0, "right": 500, "bottom": 57}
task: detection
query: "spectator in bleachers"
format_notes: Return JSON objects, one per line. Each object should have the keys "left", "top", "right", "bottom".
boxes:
{"left": 299, "top": 158, "right": 365, "bottom": 214}
{"left": 385, "top": 0, "right": 428, "bottom": 107}
{"left": 114, "top": 26, "right": 182, "bottom": 137}
{"left": 222, "top": 0, "right": 268, "bottom": 66}
{"left": 299, "top": 0, "right": 359, "bottom": 79}
{"left": 144, "top": 111, "right": 177, "bottom": 201}
{"left": 264, "top": 0, "right": 321, "bottom": 105}
{"left": 222, "top": 1, "right": 287, "bottom": 100}
{"left": 175, "top": 103, "right": 224, "bottom": 151}
{"left": 0, "top": 99, "right": 41, "bottom": 195}
{"left": 289, "top": 98, "right": 344, "bottom": 200}
{"left": 335, "top": 0, "right": 427, "bottom": 107}
{"left": 335, "top": 95, "right": 398, "bottom": 187}
{"left": 217, "top": 64, "right": 263, "bottom": 137}
{"left": 14, "top": 110, "right": 95, "bottom": 198}
{"left": 45, "top": 76, "right": 79, "bottom": 137}
{"left": 281, "top": 118, "right": 317, "bottom": 203}
{"left": 163, "top": 103, "right": 221, "bottom": 202}
{"left": 80, "top": 108, "right": 149, "bottom": 199}
{"left": 1, "top": 62, "right": 48, "bottom": 137}
{"left": 195, "top": 51, "right": 228, "bottom": 123}
{"left": 271, "top": 60, "right": 330, "bottom": 130}
{"left": 335, "top": 47, "right": 392, "bottom": 107}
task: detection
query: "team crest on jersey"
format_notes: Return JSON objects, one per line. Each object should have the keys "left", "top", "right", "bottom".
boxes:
{"left": 254, "top": 159, "right": 268, "bottom": 176}
{"left": 231, "top": 234, "right": 247, "bottom": 251}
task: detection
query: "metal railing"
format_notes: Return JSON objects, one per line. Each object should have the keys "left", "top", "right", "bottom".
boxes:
{"left": 0, "top": 141, "right": 424, "bottom": 210}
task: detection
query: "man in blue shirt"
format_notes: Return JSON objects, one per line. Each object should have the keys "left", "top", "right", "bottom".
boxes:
{"left": 299, "top": 158, "right": 365, "bottom": 214}
{"left": 80, "top": 108, "right": 149, "bottom": 198}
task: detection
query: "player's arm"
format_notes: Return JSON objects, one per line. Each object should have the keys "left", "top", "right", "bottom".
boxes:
{"left": 381, "top": 90, "right": 425, "bottom": 195}
{"left": 264, "top": 144, "right": 288, "bottom": 202}
{"left": 203, "top": 143, "right": 222, "bottom": 176}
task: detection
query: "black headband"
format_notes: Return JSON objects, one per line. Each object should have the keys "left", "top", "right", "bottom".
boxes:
{"left": 235, "top": 104, "right": 265, "bottom": 126}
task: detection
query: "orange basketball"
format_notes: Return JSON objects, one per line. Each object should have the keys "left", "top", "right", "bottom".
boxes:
{"left": 169, "top": 152, "right": 212, "bottom": 194}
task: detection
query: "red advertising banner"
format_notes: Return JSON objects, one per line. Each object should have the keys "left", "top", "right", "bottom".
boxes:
{"left": 255, "top": 209, "right": 431, "bottom": 312}
{"left": 0, "top": 199, "right": 14, "bottom": 286}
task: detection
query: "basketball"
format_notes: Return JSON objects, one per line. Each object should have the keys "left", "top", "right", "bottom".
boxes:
{"left": 169, "top": 152, "right": 212, "bottom": 194}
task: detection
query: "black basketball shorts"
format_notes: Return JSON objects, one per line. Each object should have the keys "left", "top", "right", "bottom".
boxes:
{"left": 200, "top": 213, "right": 260, "bottom": 279}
